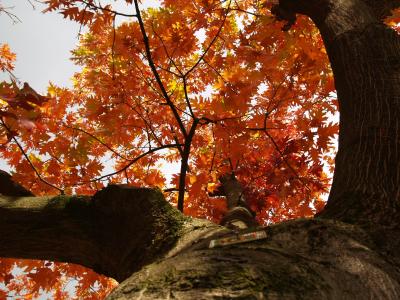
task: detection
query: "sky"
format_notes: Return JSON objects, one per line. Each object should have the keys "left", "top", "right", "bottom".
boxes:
{"left": 0, "top": 0, "right": 160, "bottom": 93}
{"left": 0, "top": 0, "right": 163, "bottom": 173}
{"left": 0, "top": 0, "right": 81, "bottom": 93}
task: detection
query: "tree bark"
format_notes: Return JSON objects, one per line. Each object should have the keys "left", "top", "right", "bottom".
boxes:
{"left": 274, "top": 0, "right": 400, "bottom": 226}
{"left": 1, "top": 185, "right": 400, "bottom": 299}
{"left": 0, "top": 185, "right": 187, "bottom": 282}
{"left": 2, "top": 186, "right": 400, "bottom": 299}
{"left": 108, "top": 217, "right": 400, "bottom": 299}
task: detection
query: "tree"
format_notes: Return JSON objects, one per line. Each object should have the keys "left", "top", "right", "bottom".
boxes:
{"left": 1, "top": 0, "right": 400, "bottom": 298}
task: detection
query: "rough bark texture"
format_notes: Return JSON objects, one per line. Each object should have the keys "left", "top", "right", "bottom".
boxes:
{"left": 108, "top": 219, "right": 400, "bottom": 299}
{"left": 2, "top": 185, "right": 400, "bottom": 299}
{"left": 104, "top": 0, "right": 400, "bottom": 298}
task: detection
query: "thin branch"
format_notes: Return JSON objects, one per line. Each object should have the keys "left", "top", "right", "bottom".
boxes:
{"left": 198, "top": 115, "right": 242, "bottom": 125}
{"left": 208, "top": 125, "right": 217, "bottom": 174}
{"left": 0, "top": 5, "right": 22, "bottom": 23}
{"left": 122, "top": 99, "right": 163, "bottom": 146}
{"left": 81, "top": 0, "right": 137, "bottom": 17}
{"left": 230, "top": 7, "right": 262, "bottom": 17}
{"left": 64, "top": 125, "right": 130, "bottom": 161}
{"left": 130, "top": 56, "right": 163, "bottom": 97}
{"left": 27, "top": 0, "right": 36, "bottom": 9}
{"left": 151, "top": 22, "right": 183, "bottom": 76}
{"left": 183, "top": 77, "right": 195, "bottom": 118}
{"left": 231, "top": 0, "right": 262, "bottom": 17}
{"left": 133, "top": 0, "right": 187, "bottom": 138}
{"left": 202, "top": 58, "right": 240, "bottom": 96}
{"left": 0, "top": 118, "right": 64, "bottom": 194}
{"left": 184, "top": 0, "right": 232, "bottom": 77}
{"left": 264, "top": 131, "right": 311, "bottom": 192}
{"left": 111, "top": 14, "right": 117, "bottom": 80}
{"left": 163, "top": 187, "right": 179, "bottom": 192}
{"left": 82, "top": 143, "right": 182, "bottom": 183}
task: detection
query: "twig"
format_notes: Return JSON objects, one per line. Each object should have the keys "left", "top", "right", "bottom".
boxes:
{"left": 0, "top": 5, "right": 22, "bottom": 23}
{"left": 133, "top": 0, "right": 187, "bottom": 138}
{"left": 81, "top": 143, "right": 182, "bottom": 183}
{"left": 81, "top": 0, "right": 137, "bottom": 17}
{"left": 64, "top": 125, "right": 130, "bottom": 161}
{"left": 111, "top": 14, "right": 117, "bottom": 80}
{"left": 0, "top": 118, "right": 64, "bottom": 194}
{"left": 184, "top": 0, "right": 232, "bottom": 77}
{"left": 264, "top": 131, "right": 311, "bottom": 192}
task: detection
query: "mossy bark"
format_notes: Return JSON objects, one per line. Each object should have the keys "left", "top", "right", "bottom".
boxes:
{"left": 1, "top": 185, "right": 400, "bottom": 298}
{"left": 107, "top": 218, "right": 400, "bottom": 299}
{"left": 0, "top": 185, "right": 187, "bottom": 282}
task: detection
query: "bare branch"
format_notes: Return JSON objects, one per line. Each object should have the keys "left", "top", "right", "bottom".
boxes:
{"left": 82, "top": 143, "right": 182, "bottom": 184}
{"left": 0, "top": 4, "right": 22, "bottom": 23}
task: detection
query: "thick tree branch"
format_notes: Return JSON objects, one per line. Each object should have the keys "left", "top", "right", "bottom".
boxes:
{"left": 177, "top": 119, "right": 199, "bottom": 212}
{"left": 0, "top": 185, "right": 186, "bottom": 282}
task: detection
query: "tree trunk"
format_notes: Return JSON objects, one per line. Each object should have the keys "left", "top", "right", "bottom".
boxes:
{"left": 108, "top": 218, "right": 400, "bottom": 299}
{"left": 274, "top": 0, "right": 400, "bottom": 226}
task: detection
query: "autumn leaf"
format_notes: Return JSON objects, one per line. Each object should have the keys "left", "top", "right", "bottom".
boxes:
{"left": 0, "top": 0, "right": 342, "bottom": 297}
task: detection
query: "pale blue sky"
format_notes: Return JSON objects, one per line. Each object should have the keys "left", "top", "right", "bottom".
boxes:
{"left": 0, "top": 0, "right": 81, "bottom": 93}
{"left": 0, "top": 0, "right": 161, "bottom": 173}
{"left": 0, "top": 0, "right": 160, "bottom": 93}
